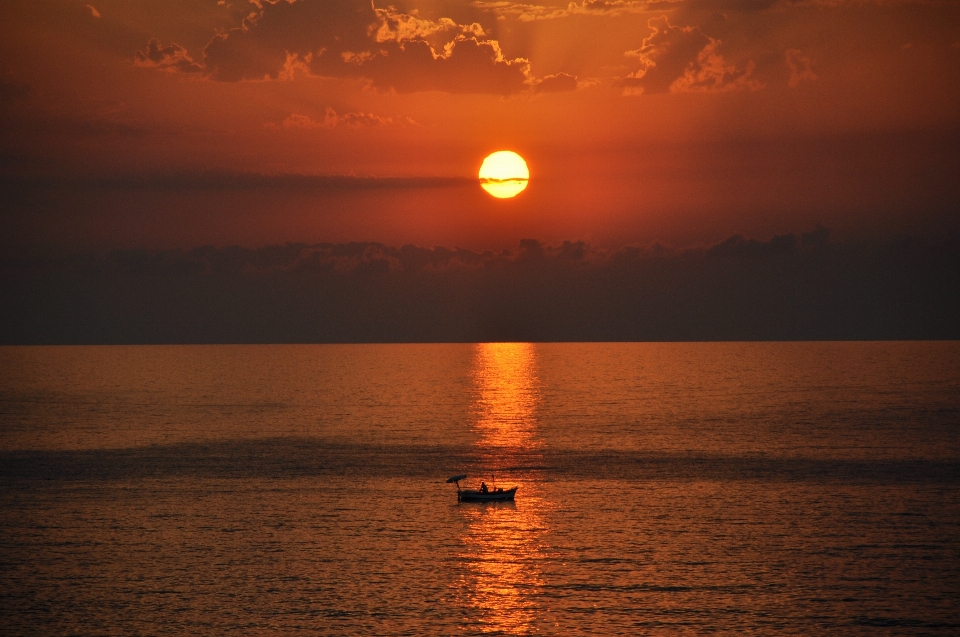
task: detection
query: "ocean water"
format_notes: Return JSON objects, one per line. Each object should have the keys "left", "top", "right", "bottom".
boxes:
{"left": 1, "top": 342, "right": 958, "bottom": 635}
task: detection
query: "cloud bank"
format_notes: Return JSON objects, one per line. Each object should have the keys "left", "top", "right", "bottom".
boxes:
{"left": 137, "top": 0, "right": 533, "bottom": 94}
{"left": 3, "top": 231, "right": 957, "bottom": 343}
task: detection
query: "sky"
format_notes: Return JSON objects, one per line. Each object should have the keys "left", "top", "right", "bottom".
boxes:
{"left": 1, "top": 1, "right": 958, "bottom": 342}
{"left": 2, "top": 0, "right": 959, "bottom": 257}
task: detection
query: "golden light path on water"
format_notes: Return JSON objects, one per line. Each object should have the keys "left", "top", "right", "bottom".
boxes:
{"left": 473, "top": 342, "right": 542, "bottom": 453}
{"left": 456, "top": 342, "right": 549, "bottom": 634}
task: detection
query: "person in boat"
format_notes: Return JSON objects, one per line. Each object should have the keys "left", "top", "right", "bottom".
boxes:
{"left": 479, "top": 482, "right": 488, "bottom": 493}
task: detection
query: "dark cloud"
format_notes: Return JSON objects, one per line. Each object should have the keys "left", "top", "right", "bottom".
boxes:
{"left": 801, "top": 224, "right": 830, "bottom": 249}
{"left": 343, "top": 35, "right": 531, "bottom": 95}
{"left": 139, "top": 0, "right": 532, "bottom": 94}
{"left": 618, "top": 16, "right": 759, "bottom": 94}
{"left": 708, "top": 232, "right": 800, "bottom": 258}
{"left": 3, "top": 232, "right": 958, "bottom": 343}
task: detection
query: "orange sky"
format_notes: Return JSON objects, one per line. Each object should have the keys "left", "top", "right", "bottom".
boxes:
{"left": 2, "top": 0, "right": 959, "bottom": 255}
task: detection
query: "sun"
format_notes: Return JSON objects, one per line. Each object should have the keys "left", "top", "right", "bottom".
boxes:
{"left": 479, "top": 151, "right": 529, "bottom": 199}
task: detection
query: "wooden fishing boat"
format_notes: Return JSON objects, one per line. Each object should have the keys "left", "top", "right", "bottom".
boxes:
{"left": 447, "top": 474, "right": 517, "bottom": 502}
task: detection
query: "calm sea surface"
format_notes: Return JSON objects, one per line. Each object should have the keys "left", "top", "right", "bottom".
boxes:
{"left": 1, "top": 342, "right": 959, "bottom": 635}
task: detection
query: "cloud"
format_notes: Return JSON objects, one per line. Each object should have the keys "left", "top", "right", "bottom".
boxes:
{"left": 534, "top": 72, "right": 579, "bottom": 92}
{"left": 139, "top": 0, "right": 532, "bottom": 94}
{"left": 618, "top": 16, "right": 760, "bottom": 94}
{"left": 471, "top": 1, "right": 657, "bottom": 21}
{"left": 333, "top": 35, "right": 532, "bottom": 95}
{"left": 85, "top": 4, "right": 101, "bottom": 19}
{"left": 264, "top": 108, "right": 417, "bottom": 130}
{"left": 470, "top": 2, "right": 570, "bottom": 21}
{"left": 679, "top": 0, "right": 778, "bottom": 9}
{"left": 707, "top": 232, "right": 800, "bottom": 258}
{"left": 784, "top": 0, "right": 946, "bottom": 6}
{"left": 785, "top": 48, "right": 817, "bottom": 87}
{"left": 5, "top": 232, "right": 960, "bottom": 343}
{"left": 372, "top": 6, "right": 486, "bottom": 42}
{"left": 669, "top": 39, "right": 761, "bottom": 92}
{"left": 134, "top": 39, "right": 204, "bottom": 74}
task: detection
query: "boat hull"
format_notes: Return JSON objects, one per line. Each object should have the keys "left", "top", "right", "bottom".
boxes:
{"left": 458, "top": 487, "right": 517, "bottom": 502}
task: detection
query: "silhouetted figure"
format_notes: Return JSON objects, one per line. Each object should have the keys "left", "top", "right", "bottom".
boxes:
{"left": 480, "top": 482, "right": 488, "bottom": 493}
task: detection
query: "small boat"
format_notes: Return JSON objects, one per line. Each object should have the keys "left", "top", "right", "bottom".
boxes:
{"left": 447, "top": 474, "right": 517, "bottom": 502}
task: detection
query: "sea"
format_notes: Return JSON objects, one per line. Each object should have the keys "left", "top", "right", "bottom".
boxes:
{"left": 1, "top": 342, "right": 958, "bottom": 635}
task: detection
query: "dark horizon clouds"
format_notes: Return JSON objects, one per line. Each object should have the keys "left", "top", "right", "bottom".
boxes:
{"left": 3, "top": 230, "right": 957, "bottom": 344}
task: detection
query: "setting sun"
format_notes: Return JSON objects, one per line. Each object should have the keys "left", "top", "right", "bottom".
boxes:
{"left": 479, "top": 151, "right": 529, "bottom": 199}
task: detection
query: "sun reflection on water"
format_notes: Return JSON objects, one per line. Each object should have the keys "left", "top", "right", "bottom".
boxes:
{"left": 472, "top": 342, "right": 542, "bottom": 457}
{"left": 456, "top": 342, "right": 549, "bottom": 634}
